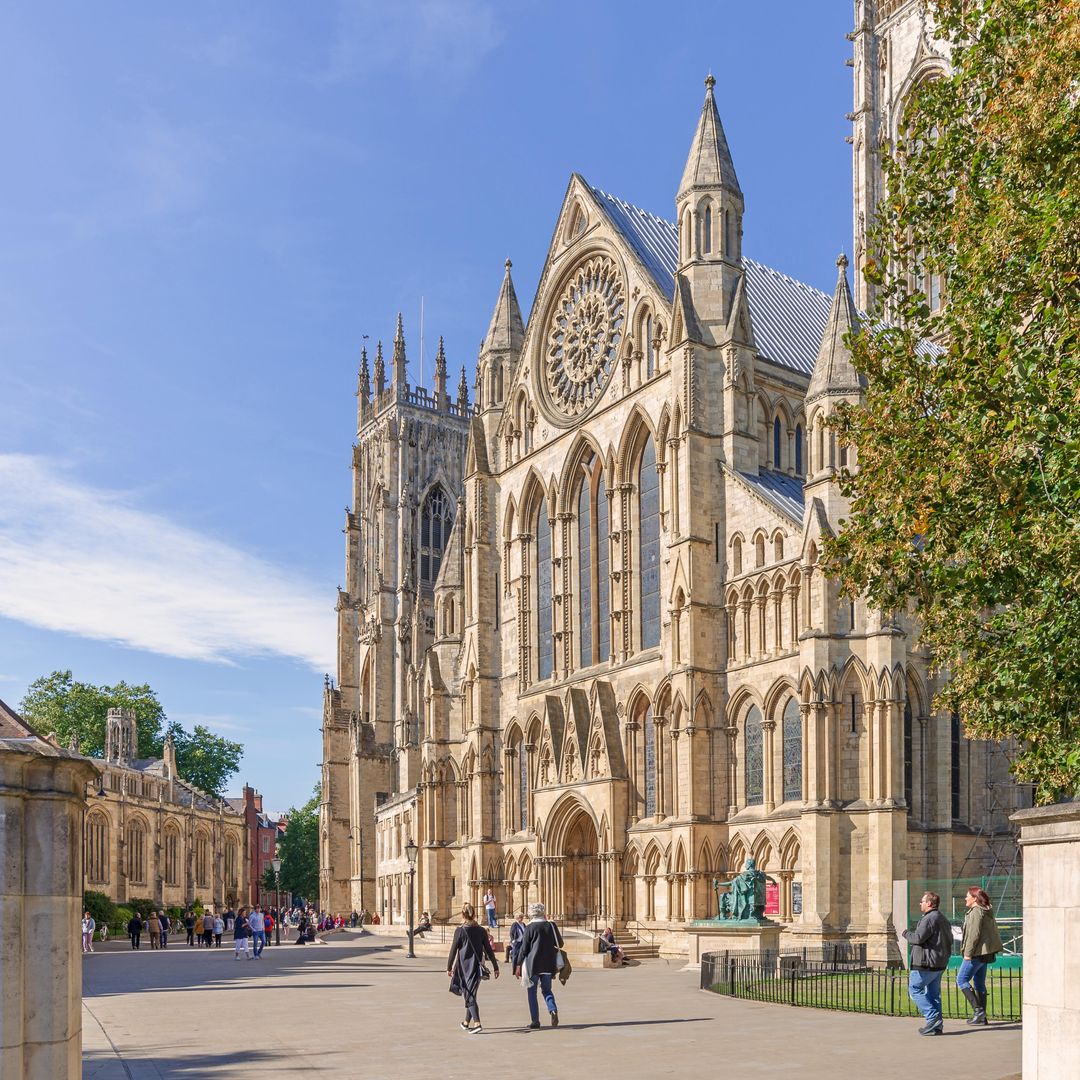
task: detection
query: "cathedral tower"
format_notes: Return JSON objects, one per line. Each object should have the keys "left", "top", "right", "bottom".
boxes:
{"left": 321, "top": 317, "right": 471, "bottom": 914}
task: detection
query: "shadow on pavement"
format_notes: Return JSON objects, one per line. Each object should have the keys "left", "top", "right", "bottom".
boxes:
{"left": 84, "top": 1046, "right": 346, "bottom": 1076}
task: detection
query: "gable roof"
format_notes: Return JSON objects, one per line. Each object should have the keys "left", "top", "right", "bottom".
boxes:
{"left": 736, "top": 469, "right": 806, "bottom": 523}
{"left": 590, "top": 185, "right": 833, "bottom": 377}
{"left": 0, "top": 697, "right": 35, "bottom": 738}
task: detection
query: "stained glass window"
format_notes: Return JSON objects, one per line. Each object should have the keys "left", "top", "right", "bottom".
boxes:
{"left": 782, "top": 698, "right": 802, "bottom": 802}
{"left": 745, "top": 706, "right": 764, "bottom": 806}
{"left": 578, "top": 477, "right": 592, "bottom": 668}
{"left": 536, "top": 511, "right": 553, "bottom": 681}
{"left": 420, "top": 487, "right": 454, "bottom": 590}
{"left": 643, "top": 705, "right": 657, "bottom": 816}
{"left": 639, "top": 438, "right": 661, "bottom": 649}
{"left": 903, "top": 698, "right": 913, "bottom": 812}
{"left": 597, "top": 476, "right": 610, "bottom": 663}
{"left": 519, "top": 743, "right": 529, "bottom": 831}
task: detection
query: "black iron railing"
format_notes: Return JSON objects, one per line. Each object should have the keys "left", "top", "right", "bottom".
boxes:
{"left": 700, "top": 950, "right": 1022, "bottom": 1022}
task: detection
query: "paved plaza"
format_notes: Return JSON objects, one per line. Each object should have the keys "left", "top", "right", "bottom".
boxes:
{"left": 83, "top": 931, "right": 1022, "bottom": 1079}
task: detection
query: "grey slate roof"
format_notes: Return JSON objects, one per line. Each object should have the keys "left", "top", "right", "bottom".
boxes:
{"left": 737, "top": 469, "right": 806, "bottom": 522}
{"left": 591, "top": 186, "right": 833, "bottom": 377}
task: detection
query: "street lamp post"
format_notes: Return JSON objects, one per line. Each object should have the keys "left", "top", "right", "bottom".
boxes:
{"left": 271, "top": 857, "right": 282, "bottom": 946}
{"left": 404, "top": 838, "right": 418, "bottom": 959}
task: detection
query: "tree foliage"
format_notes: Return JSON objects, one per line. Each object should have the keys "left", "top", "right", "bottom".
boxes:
{"left": 20, "top": 670, "right": 243, "bottom": 798}
{"left": 827, "top": 0, "right": 1080, "bottom": 803}
{"left": 277, "top": 785, "right": 320, "bottom": 904}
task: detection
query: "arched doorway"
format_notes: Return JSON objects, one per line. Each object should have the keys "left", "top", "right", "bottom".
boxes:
{"left": 562, "top": 810, "right": 599, "bottom": 923}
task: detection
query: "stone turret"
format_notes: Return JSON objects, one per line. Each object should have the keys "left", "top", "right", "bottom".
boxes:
{"left": 105, "top": 707, "right": 137, "bottom": 765}
{"left": 374, "top": 341, "right": 386, "bottom": 397}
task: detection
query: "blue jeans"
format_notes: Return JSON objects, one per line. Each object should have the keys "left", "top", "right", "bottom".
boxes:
{"left": 486, "top": 908, "right": 497, "bottom": 929}
{"left": 526, "top": 972, "right": 557, "bottom": 1024}
{"left": 252, "top": 930, "right": 266, "bottom": 956}
{"left": 956, "top": 957, "right": 988, "bottom": 995}
{"left": 908, "top": 968, "right": 945, "bottom": 1027}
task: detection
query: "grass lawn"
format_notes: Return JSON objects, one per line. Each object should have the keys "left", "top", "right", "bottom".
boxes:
{"left": 708, "top": 970, "right": 1021, "bottom": 1022}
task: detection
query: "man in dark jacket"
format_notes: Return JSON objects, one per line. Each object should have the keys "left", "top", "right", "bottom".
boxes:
{"left": 902, "top": 891, "right": 953, "bottom": 1035}
{"left": 127, "top": 913, "right": 143, "bottom": 950}
{"left": 513, "top": 903, "right": 563, "bottom": 1029}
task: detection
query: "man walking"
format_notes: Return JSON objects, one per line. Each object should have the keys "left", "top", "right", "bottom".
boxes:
{"left": 513, "top": 902, "right": 563, "bottom": 1029}
{"left": 184, "top": 910, "right": 196, "bottom": 947}
{"left": 902, "top": 891, "right": 953, "bottom": 1035}
{"left": 249, "top": 905, "right": 267, "bottom": 957}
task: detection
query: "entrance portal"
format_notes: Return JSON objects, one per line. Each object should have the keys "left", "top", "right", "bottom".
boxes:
{"left": 562, "top": 811, "right": 600, "bottom": 923}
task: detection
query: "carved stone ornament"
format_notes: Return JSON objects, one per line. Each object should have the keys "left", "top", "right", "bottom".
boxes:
{"left": 543, "top": 255, "right": 625, "bottom": 421}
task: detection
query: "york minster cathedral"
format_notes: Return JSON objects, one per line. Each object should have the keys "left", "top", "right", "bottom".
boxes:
{"left": 320, "top": 1, "right": 1022, "bottom": 958}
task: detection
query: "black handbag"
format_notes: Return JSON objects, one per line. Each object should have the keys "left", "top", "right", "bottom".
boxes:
{"left": 479, "top": 963, "right": 491, "bottom": 980}
{"left": 449, "top": 971, "right": 463, "bottom": 996}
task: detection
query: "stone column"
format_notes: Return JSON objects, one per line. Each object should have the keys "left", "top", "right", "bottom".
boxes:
{"left": 1013, "top": 802, "right": 1080, "bottom": 1079}
{"left": 0, "top": 736, "right": 97, "bottom": 1080}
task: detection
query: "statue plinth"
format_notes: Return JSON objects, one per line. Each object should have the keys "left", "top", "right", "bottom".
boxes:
{"left": 686, "top": 919, "right": 782, "bottom": 965}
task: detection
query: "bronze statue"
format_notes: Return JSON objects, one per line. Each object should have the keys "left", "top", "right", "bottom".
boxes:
{"left": 712, "top": 858, "right": 771, "bottom": 922}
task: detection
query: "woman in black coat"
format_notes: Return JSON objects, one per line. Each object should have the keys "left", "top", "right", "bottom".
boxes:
{"left": 446, "top": 904, "right": 499, "bottom": 1034}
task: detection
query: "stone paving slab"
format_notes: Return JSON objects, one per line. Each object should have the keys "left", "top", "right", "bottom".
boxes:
{"left": 82, "top": 931, "right": 1022, "bottom": 1079}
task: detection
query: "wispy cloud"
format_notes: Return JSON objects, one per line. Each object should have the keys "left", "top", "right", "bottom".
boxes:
{"left": 320, "top": 0, "right": 504, "bottom": 87}
{"left": 0, "top": 455, "right": 334, "bottom": 670}
{"left": 169, "top": 712, "right": 255, "bottom": 734}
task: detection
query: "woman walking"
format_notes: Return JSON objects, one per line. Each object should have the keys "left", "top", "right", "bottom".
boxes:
{"left": 957, "top": 886, "right": 1004, "bottom": 1025}
{"left": 233, "top": 906, "right": 253, "bottom": 960}
{"left": 446, "top": 903, "right": 499, "bottom": 1034}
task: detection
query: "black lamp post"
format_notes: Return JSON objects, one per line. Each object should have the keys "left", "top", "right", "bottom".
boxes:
{"left": 405, "top": 838, "right": 418, "bottom": 959}
{"left": 271, "top": 857, "right": 282, "bottom": 946}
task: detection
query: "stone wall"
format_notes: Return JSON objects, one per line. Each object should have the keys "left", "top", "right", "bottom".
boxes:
{"left": 1014, "top": 802, "right": 1080, "bottom": 1079}
{"left": 0, "top": 735, "right": 96, "bottom": 1080}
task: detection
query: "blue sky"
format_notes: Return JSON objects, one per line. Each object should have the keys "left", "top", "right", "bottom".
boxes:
{"left": 0, "top": 2, "right": 853, "bottom": 813}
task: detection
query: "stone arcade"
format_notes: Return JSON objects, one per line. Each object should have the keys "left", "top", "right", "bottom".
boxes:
{"left": 320, "top": 4, "right": 1023, "bottom": 960}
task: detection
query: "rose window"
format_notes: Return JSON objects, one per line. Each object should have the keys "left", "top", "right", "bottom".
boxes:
{"left": 544, "top": 257, "right": 624, "bottom": 418}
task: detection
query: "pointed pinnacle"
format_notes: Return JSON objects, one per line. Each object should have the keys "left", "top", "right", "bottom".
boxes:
{"left": 435, "top": 335, "right": 447, "bottom": 374}
{"left": 705, "top": 72, "right": 716, "bottom": 92}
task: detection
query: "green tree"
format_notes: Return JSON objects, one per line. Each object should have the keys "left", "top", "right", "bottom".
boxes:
{"left": 827, "top": 0, "right": 1080, "bottom": 803}
{"left": 164, "top": 721, "right": 243, "bottom": 799}
{"left": 20, "top": 670, "right": 243, "bottom": 797}
{"left": 20, "top": 670, "right": 165, "bottom": 757}
{"left": 277, "top": 785, "right": 320, "bottom": 904}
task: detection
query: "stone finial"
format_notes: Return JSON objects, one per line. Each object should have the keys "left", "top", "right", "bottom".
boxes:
{"left": 705, "top": 72, "right": 716, "bottom": 91}
{"left": 837, "top": 252, "right": 849, "bottom": 270}
{"left": 374, "top": 341, "right": 386, "bottom": 395}
{"left": 392, "top": 312, "right": 407, "bottom": 390}
{"left": 457, "top": 365, "right": 470, "bottom": 411}
{"left": 434, "top": 336, "right": 449, "bottom": 410}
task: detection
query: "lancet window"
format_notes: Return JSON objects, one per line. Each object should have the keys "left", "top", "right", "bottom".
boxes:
{"left": 86, "top": 812, "right": 109, "bottom": 884}
{"left": 639, "top": 437, "right": 661, "bottom": 650}
{"left": 782, "top": 698, "right": 803, "bottom": 802}
{"left": 643, "top": 704, "right": 657, "bottom": 817}
{"left": 745, "top": 706, "right": 764, "bottom": 806}
{"left": 577, "top": 455, "right": 610, "bottom": 668}
{"left": 420, "top": 486, "right": 454, "bottom": 591}
{"left": 536, "top": 509, "right": 553, "bottom": 681}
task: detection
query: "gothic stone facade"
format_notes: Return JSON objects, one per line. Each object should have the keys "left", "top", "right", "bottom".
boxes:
{"left": 83, "top": 709, "right": 248, "bottom": 910}
{"left": 321, "top": 9, "right": 1018, "bottom": 959}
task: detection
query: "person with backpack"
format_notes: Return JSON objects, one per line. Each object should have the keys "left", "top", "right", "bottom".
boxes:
{"left": 513, "top": 902, "right": 565, "bottom": 1029}
{"left": 446, "top": 903, "right": 499, "bottom": 1034}
{"left": 901, "top": 890, "right": 953, "bottom": 1035}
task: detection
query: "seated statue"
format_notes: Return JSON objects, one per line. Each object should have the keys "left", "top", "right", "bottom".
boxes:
{"left": 713, "top": 858, "right": 769, "bottom": 921}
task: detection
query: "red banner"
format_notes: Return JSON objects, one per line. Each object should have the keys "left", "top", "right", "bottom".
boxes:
{"left": 765, "top": 881, "right": 780, "bottom": 916}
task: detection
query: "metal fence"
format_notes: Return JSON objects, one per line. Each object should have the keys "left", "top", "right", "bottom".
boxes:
{"left": 700, "top": 950, "right": 1022, "bottom": 1022}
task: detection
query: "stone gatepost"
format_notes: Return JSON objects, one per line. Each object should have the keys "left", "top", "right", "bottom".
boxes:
{"left": 0, "top": 735, "right": 97, "bottom": 1079}
{"left": 1013, "top": 802, "right": 1080, "bottom": 1080}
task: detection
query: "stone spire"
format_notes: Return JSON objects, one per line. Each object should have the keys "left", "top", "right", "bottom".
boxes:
{"left": 483, "top": 259, "right": 525, "bottom": 355}
{"left": 392, "top": 313, "right": 407, "bottom": 393}
{"left": 806, "top": 255, "right": 865, "bottom": 407}
{"left": 434, "top": 336, "right": 448, "bottom": 410}
{"left": 677, "top": 74, "right": 742, "bottom": 202}
{"left": 374, "top": 341, "right": 386, "bottom": 396}
{"left": 357, "top": 345, "right": 371, "bottom": 427}
{"left": 456, "top": 365, "right": 470, "bottom": 412}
